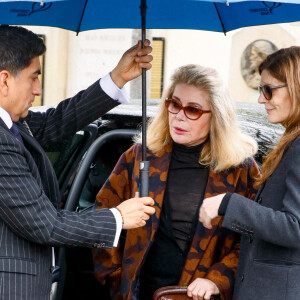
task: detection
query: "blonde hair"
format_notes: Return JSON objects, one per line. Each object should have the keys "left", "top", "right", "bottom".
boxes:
{"left": 257, "top": 46, "right": 300, "bottom": 185}
{"left": 135, "top": 64, "right": 257, "bottom": 172}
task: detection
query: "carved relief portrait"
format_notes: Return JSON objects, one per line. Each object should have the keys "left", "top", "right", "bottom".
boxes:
{"left": 241, "top": 40, "right": 278, "bottom": 89}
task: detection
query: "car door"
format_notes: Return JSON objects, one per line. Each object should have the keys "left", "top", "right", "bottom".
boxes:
{"left": 48, "top": 112, "right": 140, "bottom": 300}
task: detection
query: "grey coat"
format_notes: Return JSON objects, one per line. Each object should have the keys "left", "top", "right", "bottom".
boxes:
{"left": 223, "top": 136, "right": 300, "bottom": 300}
{"left": 0, "top": 81, "right": 119, "bottom": 299}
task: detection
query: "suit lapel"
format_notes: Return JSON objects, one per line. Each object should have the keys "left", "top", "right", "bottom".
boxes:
{"left": 17, "top": 121, "right": 60, "bottom": 208}
{"left": 0, "top": 119, "right": 44, "bottom": 192}
{"left": 17, "top": 121, "right": 39, "bottom": 148}
{"left": 17, "top": 121, "right": 52, "bottom": 168}
{"left": 0, "top": 118, "right": 16, "bottom": 139}
{"left": 17, "top": 122, "right": 46, "bottom": 186}
{"left": 0, "top": 119, "right": 34, "bottom": 148}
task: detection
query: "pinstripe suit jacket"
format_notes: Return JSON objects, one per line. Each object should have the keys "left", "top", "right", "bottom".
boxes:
{"left": 0, "top": 80, "right": 119, "bottom": 299}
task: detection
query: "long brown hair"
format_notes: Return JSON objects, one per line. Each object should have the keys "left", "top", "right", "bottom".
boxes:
{"left": 257, "top": 47, "right": 300, "bottom": 185}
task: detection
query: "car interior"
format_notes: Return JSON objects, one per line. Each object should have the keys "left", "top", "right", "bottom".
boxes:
{"left": 47, "top": 116, "right": 138, "bottom": 299}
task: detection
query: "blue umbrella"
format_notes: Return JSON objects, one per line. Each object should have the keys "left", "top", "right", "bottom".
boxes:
{"left": 1, "top": 0, "right": 300, "bottom": 34}
{"left": 1, "top": 0, "right": 300, "bottom": 195}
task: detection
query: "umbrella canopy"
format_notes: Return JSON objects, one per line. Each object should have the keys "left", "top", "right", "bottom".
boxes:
{"left": 1, "top": 0, "right": 300, "bottom": 34}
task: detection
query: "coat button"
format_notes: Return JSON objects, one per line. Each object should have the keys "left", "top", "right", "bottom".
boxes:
{"left": 240, "top": 274, "right": 244, "bottom": 281}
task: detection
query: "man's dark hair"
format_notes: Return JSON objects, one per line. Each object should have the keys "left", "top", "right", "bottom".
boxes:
{"left": 0, "top": 25, "right": 46, "bottom": 75}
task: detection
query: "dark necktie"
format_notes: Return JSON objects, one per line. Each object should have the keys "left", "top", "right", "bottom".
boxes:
{"left": 10, "top": 123, "right": 24, "bottom": 144}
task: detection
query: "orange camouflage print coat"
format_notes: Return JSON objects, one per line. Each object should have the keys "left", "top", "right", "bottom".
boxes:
{"left": 93, "top": 143, "right": 260, "bottom": 300}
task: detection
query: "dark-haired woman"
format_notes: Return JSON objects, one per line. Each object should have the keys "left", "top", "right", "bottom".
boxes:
{"left": 200, "top": 46, "right": 300, "bottom": 300}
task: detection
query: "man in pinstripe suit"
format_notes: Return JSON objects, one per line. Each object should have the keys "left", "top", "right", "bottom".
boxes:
{"left": 0, "top": 25, "right": 155, "bottom": 299}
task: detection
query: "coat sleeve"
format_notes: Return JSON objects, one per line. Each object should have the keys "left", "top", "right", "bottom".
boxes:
{"left": 205, "top": 158, "right": 260, "bottom": 300}
{"left": 223, "top": 139, "right": 300, "bottom": 248}
{"left": 93, "top": 145, "right": 135, "bottom": 284}
{"left": 0, "top": 132, "right": 117, "bottom": 248}
{"left": 25, "top": 80, "right": 119, "bottom": 150}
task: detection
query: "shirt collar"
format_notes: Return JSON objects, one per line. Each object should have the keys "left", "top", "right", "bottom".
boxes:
{"left": 0, "top": 107, "right": 13, "bottom": 129}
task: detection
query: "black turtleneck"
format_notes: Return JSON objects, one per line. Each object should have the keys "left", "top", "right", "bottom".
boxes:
{"left": 168, "top": 142, "right": 209, "bottom": 251}
{"left": 139, "top": 142, "right": 209, "bottom": 300}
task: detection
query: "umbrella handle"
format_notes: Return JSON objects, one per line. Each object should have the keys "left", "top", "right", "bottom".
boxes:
{"left": 139, "top": 161, "right": 149, "bottom": 197}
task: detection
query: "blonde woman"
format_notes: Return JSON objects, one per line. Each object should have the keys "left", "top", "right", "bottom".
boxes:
{"left": 93, "top": 65, "right": 260, "bottom": 300}
{"left": 200, "top": 47, "right": 300, "bottom": 299}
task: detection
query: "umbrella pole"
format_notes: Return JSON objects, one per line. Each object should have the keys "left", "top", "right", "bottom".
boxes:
{"left": 139, "top": 0, "right": 149, "bottom": 197}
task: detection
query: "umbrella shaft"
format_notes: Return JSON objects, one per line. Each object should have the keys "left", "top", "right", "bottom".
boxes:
{"left": 140, "top": 0, "right": 147, "bottom": 161}
{"left": 142, "top": 68, "right": 147, "bottom": 160}
{"left": 140, "top": 0, "right": 148, "bottom": 196}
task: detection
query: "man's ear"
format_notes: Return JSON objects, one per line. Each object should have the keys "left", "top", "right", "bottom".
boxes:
{"left": 0, "top": 70, "right": 10, "bottom": 97}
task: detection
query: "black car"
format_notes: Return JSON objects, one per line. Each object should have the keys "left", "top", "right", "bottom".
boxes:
{"left": 45, "top": 101, "right": 283, "bottom": 300}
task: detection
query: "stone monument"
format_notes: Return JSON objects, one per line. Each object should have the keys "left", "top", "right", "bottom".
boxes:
{"left": 241, "top": 39, "right": 277, "bottom": 90}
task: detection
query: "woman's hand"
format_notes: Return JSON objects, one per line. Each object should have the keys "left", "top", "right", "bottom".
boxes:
{"left": 199, "top": 193, "right": 225, "bottom": 229}
{"left": 187, "top": 278, "right": 220, "bottom": 300}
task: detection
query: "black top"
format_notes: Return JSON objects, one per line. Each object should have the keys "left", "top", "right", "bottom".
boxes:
{"left": 139, "top": 142, "right": 209, "bottom": 300}
{"left": 167, "top": 142, "right": 209, "bottom": 251}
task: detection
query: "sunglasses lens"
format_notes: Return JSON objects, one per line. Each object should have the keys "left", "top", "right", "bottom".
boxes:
{"left": 263, "top": 86, "right": 272, "bottom": 100}
{"left": 259, "top": 85, "right": 272, "bottom": 100}
{"left": 166, "top": 99, "right": 181, "bottom": 114}
{"left": 185, "top": 106, "right": 202, "bottom": 120}
{"left": 165, "top": 98, "right": 205, "bottom": 120}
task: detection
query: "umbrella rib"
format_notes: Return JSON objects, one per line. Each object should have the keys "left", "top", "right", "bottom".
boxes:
{"left": 213, "top": 3, "right": 226, "bottom": 36}
{"left": 76, "top": 0, "right": 88, "bottom": 35}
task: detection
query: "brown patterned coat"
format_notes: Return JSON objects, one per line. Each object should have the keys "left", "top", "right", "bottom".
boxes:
{"left": 93, "top": 143, "right": 260, "bottom": 300}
